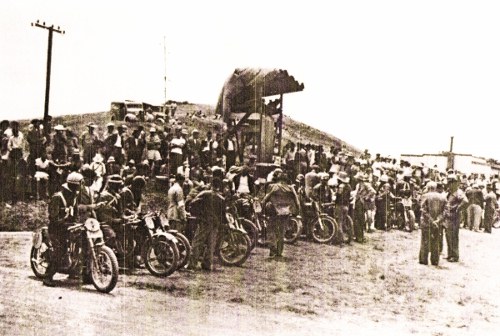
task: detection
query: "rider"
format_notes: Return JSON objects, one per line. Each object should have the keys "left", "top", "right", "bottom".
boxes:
{"left": 95, "top": 174, "right": 128, "bottom": 254}
{"left": 43, "top": 172, "right": 83, "bottom": 287}
{"left": 312, "top": 173, "right": 334, "bottom": 216}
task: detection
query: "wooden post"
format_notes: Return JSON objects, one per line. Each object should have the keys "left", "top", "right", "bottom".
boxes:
{"left": 277, "top": 93, "right": 284, "bottom": 156}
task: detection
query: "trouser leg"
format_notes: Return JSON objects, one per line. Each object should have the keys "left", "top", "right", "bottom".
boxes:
{"left": 419, "top": 226, "right": 430, "bottom": 264}
{"left": 430, "top": 226, "right": 440, "bottom": 266}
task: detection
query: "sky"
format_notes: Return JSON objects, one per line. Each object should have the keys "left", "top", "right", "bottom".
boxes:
{"left": 1, "top": 0, "right": 500, "bottom": 159}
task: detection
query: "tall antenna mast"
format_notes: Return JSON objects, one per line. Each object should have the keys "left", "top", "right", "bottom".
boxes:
{"left": 163, "top": 36, "right": 167, "bottom": 103}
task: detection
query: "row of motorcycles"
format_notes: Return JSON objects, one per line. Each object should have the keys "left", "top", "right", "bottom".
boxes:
{"left": 29, "top": 184, "right": 418, "bottom": 294}
{"left": 30, "top": 207, "right": 253, "bottom": 293}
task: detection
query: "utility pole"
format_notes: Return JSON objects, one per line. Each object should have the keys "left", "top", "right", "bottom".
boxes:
{"left": 31, "top": 20, "right": 65, "bottom": 127}
{"left": 163, "top": 36, "right": 167, "bottom": 104}
{"left": 447, "top": 136, "right": 455, "bottom": 170}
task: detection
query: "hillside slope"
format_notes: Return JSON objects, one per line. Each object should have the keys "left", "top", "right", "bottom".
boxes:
{"left": 18, "top": 103, "right": 360, "bottom": 155}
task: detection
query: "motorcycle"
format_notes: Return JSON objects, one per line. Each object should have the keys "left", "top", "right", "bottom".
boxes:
{"left": 284, "top": 201, "right": 337, "bottom": 244}
{"left": 232, "top": 196, "right": 261, "bottom": 250}
{"left": 109, "top": 213, "right": 180, "bottom": 277}
{"left": 147, "top": 211, "right": 192, "bottom": 270}
{"left": 188, "top": 208, "right": 252, "bottom": 267}
{"left": 30, "top": 218, "right": 119, "bottom": 293}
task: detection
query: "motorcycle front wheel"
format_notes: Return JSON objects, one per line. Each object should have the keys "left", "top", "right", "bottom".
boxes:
{"left": 30, "top": 245, "right": 49, "bottom": 279}
{"left": 311, "top": 215, "right": 337, "bottom": 244}
{"left": 145, "top": 236, "right": 179, "bottom": 277}
{"left": 170, "top": 232, "right": 191, "bottom": 270}
{"left": 90, "top": 245, "right": 119, "bottom": 293}
{"left": 239, "top": 218, "right": 259, "bottom": 250}
{"left": 218, "top": 229, "right": 251, "bottom": 267}
{"left": 284, "top": 217, "right": 302, "bottom": 244}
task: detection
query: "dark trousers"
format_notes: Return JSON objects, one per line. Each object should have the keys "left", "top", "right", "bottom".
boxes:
{"left": 353, "top": 200, "right": 365, "bottom": 242}
{"left": 419, "top": 225, "right": 440, "bottom": 265}
{"left": 225, "top": 151, "right": 236, "bottom": 171}
{"left": 268, "top": 215, "right": 286, "bottom": 256}
{"left": 446, "top": 216, "right": 460, "bottom": 260}
{"left": 189, "top": 221, "right": 219, "bottom": 269}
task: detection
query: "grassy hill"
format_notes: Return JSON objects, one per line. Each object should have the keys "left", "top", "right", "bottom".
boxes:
{"left": 17, "top": 103, "right": 360, "bottom": 155}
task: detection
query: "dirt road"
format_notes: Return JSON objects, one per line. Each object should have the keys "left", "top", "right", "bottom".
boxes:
{"left": 1, "top": 229, "right": 499, "bottom": 335}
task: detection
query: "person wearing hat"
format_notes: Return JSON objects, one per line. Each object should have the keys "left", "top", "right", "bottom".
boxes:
{"left": 261, "top": 168, "right": 300, "bottom": 258}
{"left": 465, "top": 183, "right": 483, "bottom": 232}
{"left": 102, "top": 122, "right": 117, "bottom": 160}
{"left": 233, "top": 165, "right": 255, "bottom": 196}
{"left": 52, "top": 124, "right": 68, "bottom": 163}
{"left": 223, "top": 134, "right": 237, "bottom": 171}
{"left": 419, "top": 181, "right": 447, "bottom": 266}
{"left": 186, "top": 128, "right": 201, "bottom": 166}
{"left": 169, "top": 126, "right": 186, "bottom": 175}
{"left": 445, "top": 174, "right": 468, "bottom": 262}
{"left": 167, "top": 173, "right": 187, "bottom": 233}
{"left": 483, "top": 183, "right": 498, "bottom": 234}
{"left": 200, "top": 131, "right": 213, "bottom": 167}
{"left": 43, "top": 172, "right": 83, "bottom": 286}
{"left": 81, "top": 122, "right": 100, "bottom": 164}
{"left": 353, "top": 173, "right": 376, "bottom": 241}
{"left": 124, "top": 128, "right": 145, "bottom": 165}
{"left": 105, "top": 156, "right": 121, "bottom": 176}
{"left": 26, "top": 118, "right": 47, "bottom": 176}
{"left": 312, "top": 173, "right": 334, "bottom": 216}
{"left": 146, "top": 127, "right": 162, "bottom": 177}
{"left": 187, "top": 176, "right": 225, "bottom": 271}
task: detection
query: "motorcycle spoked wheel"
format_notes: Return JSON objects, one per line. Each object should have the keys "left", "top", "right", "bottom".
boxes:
{"left": 144, "top": 236, "right": 179, "bottom": 277}
{"left": 217, "top": 229, "right": 251, "bottom": 267}
{"left": 332, "top": 215, "right": 353, "bottom": 245}
{"left": 30, "top": 244, "right": 50, "bottom": 279}
{"left": 311, "top": 215, "right": 337, "bottom": 244}
{"left": 284, "top": 217, "right": 302, "bottom": 244}
{"left": 239, "top": 218, "right": 259, "bottom": 250}
{"left": 90, "top": 245, "right": 119, "bottom": 293}
{"left": 171, "top": 232, "right": 191, "bottom": 270}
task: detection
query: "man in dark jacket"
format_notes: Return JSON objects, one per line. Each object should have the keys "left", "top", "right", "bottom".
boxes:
{"left": 187, "top": 177, "right": 226, "bottom": 271}
{"left": 262, "top": 169, "right": 300, "bottom": 258}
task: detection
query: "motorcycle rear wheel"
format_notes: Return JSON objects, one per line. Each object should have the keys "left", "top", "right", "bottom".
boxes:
{"left": 145, "top": 236, "right": 179, "bottom": 277}
{"left": 90, "top": 245, "right": 119, "bottom": 293}
{"left": 311, "top": 215, "right": 337, "bottom": 244}
{"left": 171, "top": 232, "right": 191, "bottom": 270}
{"left": 284, "top": 217, "right": 302, "bottom": 244}
{"left": 30, "top": 245, "right": 49, "bottom": 279}
{"left": 218, "top": 230, "right": 251, "bottom": 267}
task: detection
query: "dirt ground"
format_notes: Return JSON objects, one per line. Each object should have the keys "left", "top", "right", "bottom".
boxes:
{"left": 1, "top": 226, "right": 499, "bottom": 336}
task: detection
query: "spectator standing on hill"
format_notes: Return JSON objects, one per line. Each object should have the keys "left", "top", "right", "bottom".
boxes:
{"left": 52, "top": 125, "right": 67, "bottom": 163}
{"left": 80, "top": 122, "right": 99, "bottom": 164}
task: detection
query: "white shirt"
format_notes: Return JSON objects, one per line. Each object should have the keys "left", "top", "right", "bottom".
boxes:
{"left": 237, "top": 175, "right": 250, "bottom": 194}
{"left": 226, "top": 139, "right": 234, "bottom": 151}
{"left": 170, "top": 137, "right": 185, "bottom": 155}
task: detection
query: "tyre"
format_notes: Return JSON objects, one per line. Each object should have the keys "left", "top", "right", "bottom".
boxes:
{"left": 145, "top": 235, "right": 179, "bottom": 277}
{"left": 90, "top": 245, "right": 119, "bottom": 293}
{"left": 311, "top": 215, "right": 337, "bottom": 244}
{"left": 218, "top": 230, "right": 251, "bottom": 267}
{"left": 239, "top": 218, "right": 258, "bottom": 250}
{"left": 171, "top": 232, "right": 191, "bottom": 269}
{"left": 30, "top": 245, "right": 49, "bottom": 279}
{"left": 284, "top": 217, "right": 302, "bottom": 244}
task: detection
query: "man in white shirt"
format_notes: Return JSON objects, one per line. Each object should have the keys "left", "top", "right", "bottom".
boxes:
{"left": 170, "top": 127, "right": 186, "bottom": 176}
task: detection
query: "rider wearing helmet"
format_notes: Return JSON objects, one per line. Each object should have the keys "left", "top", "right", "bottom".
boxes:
{"left": 43, "top": 172, "right": 83, "bottom": 287}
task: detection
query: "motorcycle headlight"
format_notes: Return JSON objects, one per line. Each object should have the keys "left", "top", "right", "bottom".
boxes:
{"left": 84, "top": 218, "right": 100, "bottom": 232}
